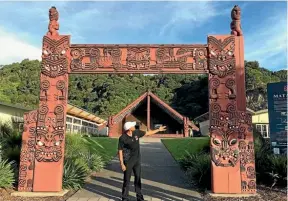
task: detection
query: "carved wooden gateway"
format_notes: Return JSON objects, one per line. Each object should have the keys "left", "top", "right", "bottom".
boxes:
{"left": 18, "top": 5, "right": 256, "bottom": 194}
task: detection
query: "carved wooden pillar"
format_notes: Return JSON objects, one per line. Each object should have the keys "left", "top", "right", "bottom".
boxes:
{"left": 183, "top": 117, "right": 189, "bottom": 137}
{"left": 32, "top": 33, "right": 70, "bottom": 191}
{"left": 236, "top": 36, "right": 256, "bottom": 194}
{"left": 18, "top": 110, "right": 38, "bottom": 192}
{"left": 24, "top": 7, "right": 70, "bottom": 192}
{"left": 147, "top": 93, "right": 151, "bottom": 130}
{"left": 108, "top": 116, "right": 114, "bottom": 137}
{"left": 208, "top": 35, "right": 241, "bottom": 193}
{"left": 208, "top": 34, "right": 256, "bottom": 194}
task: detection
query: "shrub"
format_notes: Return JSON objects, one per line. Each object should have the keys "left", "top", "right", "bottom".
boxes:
{"left": 65, "top": 134, "right": 90, "bottom": 158}
{"left": 80, "top": 151, "right": 104, "bottom": 172}
{"left": 65, "top": 133, "right": 103, "bottom": 158}
{"left": 65, "top": 133, "right": 105, "bottom": 173}
{"left": 2, "top": 147, "right": 21, "bottom": 164}
{"left": 62, "top": 158, "right": 87, "bottom": 190}
{"left": 0, "top": 122, "right": 22, "bottom": 164}
{"left": 266, "top": 154, "right": 287, "bottom": 188}
{"left": 179, "top": 150, "right": 197, "bottom": 171}
{"left": 0, "top": 159, "right": 15, "bottom": 188}
{"left": 184, "top": 152, "right": 211, "bottom": 190}
{"left": 0, "top": 122, "right": 14, "bottom": 138}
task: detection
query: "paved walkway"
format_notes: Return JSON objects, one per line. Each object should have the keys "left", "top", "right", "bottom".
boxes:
{"left": 67, "top": 138, "right": 202, "bottom": 201}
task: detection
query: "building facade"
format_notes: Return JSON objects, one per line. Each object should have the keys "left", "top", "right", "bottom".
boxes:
{"left": 0, "top": 102, "right": 107, "bottom": 136}
{"left": 0, "top": 102, "right": 29, "bottom": 131}
{"left": 108, "top": 91, "right": 198, "bottom": 138}
{"left": 252, "top": 109, "right": 269, "bottom": 138}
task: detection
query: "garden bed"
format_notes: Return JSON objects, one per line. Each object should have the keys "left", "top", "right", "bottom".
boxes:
{"left": 203, "top": 185, "right": 287, "bottom": 201}
{"left": 162, "top": 136, "right": 287, "bottom": 201}
{"left": 0, "top": 124, "right": 118, "bottom": 201}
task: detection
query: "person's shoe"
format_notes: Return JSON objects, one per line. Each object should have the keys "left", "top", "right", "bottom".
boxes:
{"left": 137, "top": 195, "right": 147, "bottom": 201}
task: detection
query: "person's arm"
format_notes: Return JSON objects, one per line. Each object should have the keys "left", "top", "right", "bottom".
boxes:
{"left": 118, "top": 150, "right": 126, "bottom": 171}
{"left": 118, "top": 138, "right": 126, "bottom": 171}
{"left": 145, "top": 126, "right": 166, "bottom": 136}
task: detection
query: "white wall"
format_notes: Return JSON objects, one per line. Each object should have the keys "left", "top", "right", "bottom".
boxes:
{"left": 199, "top": 120, "right": 210, "bottom": 136}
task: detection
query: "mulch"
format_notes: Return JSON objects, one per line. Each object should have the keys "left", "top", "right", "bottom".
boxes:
{"left": 202, "top": 186, "right": 287, "bottom": 201}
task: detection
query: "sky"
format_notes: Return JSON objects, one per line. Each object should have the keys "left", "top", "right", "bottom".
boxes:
{"left": 0, "top": 1, "right": 287, "bottom": 71}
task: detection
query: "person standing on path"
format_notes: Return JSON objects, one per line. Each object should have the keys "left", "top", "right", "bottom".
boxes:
{"left": 118, "top": 122, "right": 166, "bottom": 201}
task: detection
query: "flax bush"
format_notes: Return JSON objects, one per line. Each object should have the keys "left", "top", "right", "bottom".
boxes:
{"left": 0, "top": 159, "right": 15, "bottom": 188}
{"left": 62, "top": 158, "right": 87, "bottom": 190}
{"left": 63, "top": 133, "right": 105, "bottom": 189}
{"left": 181, "top": 151, "right": 211, "bottom": 190}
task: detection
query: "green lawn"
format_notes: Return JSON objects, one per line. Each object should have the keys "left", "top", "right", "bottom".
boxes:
{"left": 89, "top": 137, "right": 119, "bottom": 163}
{"left": 161, "top": 137, "right": 209, "bottom": 161}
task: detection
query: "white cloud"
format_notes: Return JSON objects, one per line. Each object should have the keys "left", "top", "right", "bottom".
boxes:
{"left": 159, "top": 1, "right": 228, "bottom": 36}
{"left": 245, "top": 15, "right": 287, "bottom": 70}
{"left": 0, "top": 27, "right": 41, "bottom": 65}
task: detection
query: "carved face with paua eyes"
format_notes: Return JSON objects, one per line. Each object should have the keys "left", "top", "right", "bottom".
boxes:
{"left": 41, "top": 36, "right": 69, "bottom": 78}
{"left": 35, "top": 115, "right": 64, "bottom": 162}
{"left": 211, "top": 128, "right": 239, "bottom": 167}
{"left": 35, "top": 130, "right": 64, "bottom": 162}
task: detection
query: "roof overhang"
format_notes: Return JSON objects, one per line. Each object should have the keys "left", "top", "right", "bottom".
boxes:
{"left": 66, "top": 104, "right": 107, "bottom": 125}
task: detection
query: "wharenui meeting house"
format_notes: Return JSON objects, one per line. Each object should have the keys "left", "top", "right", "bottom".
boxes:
{"left": 107, "top": 91, "right": 199, "bottom": 138}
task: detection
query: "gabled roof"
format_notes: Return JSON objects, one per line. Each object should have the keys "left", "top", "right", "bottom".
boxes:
{"left": 111, "top": 91, "right": 199, "bottom": 130}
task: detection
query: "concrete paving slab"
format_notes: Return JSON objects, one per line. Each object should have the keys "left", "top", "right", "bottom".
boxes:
{"left": 11, "top": 190, "right": 69, "bottom": 197}
{"left": 67, "top": 198, "right": 79, "bottom": 201}
{"left": 68, "top": 138, "right": 203, "bottom": 201}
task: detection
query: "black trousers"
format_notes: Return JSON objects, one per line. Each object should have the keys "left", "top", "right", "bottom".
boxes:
{"left": 122, "top": 159, "right": 143, "bottom": 201}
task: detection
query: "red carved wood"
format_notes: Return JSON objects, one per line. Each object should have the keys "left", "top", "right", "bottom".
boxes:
{"left": 235, "top": 36, "right": 256, "bottom": 194}
{"left": 69, "top": 44, "right": 208, "bottom": 74}
{"left": 147, "top": 94, "right": 151, "bottom": 131}
{"left": 18, "top": 5, "right": 256, "bottom": 195}
{"left": 32, "top": 34, "right": 70, "bottom": 191}
{"left": 208, "top": 35, "right": 256, "bottom": 194}
{"left": 18, "top": 110, "right": 37, "bottom": 192}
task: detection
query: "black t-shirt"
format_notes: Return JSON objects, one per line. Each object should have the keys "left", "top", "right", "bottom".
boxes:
{"left": 118, "top": 130, "right": 146, "bottom": 163}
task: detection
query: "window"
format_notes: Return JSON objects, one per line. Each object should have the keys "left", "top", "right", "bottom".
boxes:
{"left": 256, "top": 124, "right": 269, "bottom": 138}
{"left": 66, "top": 124, "right": 72, "bottom": 133}
{"left": 66, "top": 117, "right": 72, "bottom": 123}
{"left": 73, "top": 118, "right": 81, "bottom": 125}
{"left": 73, "top": 125, "right": 81, "bottom": 134}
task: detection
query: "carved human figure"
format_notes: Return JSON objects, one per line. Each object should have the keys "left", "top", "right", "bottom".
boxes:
{"left": 230, "top": 5, "right": 243, "bottom": 36}
{"left": 47, "top": 6, "right": 59, "bottom": 37}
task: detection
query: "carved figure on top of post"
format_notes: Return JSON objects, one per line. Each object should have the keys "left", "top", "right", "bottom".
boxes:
{"left": 47, "top": 6, "right": 59, "bottom": 37}
{"left": 230, "top": 5, "right": 243, "bottom": 36}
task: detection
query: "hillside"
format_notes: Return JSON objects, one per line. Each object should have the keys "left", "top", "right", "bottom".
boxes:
{"left": 0, "top": 59, "right": 286, "bottom": 120}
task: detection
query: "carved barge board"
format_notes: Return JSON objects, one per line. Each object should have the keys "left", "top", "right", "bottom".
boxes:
{"left": 69, "top": 44, "right": 209, "bottom": 74}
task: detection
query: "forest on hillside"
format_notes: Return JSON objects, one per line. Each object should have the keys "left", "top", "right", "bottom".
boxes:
{"left": 0, "top": 59, "right": 286, "bottom": 120}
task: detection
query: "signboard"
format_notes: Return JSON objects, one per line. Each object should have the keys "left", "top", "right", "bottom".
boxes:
{"left": 267, "top": 82, "right": 287, "bottom": 155}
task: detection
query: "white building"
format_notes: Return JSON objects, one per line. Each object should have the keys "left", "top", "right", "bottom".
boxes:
{"left": 0, "top": 101, "right": 108, "bottom": 136}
